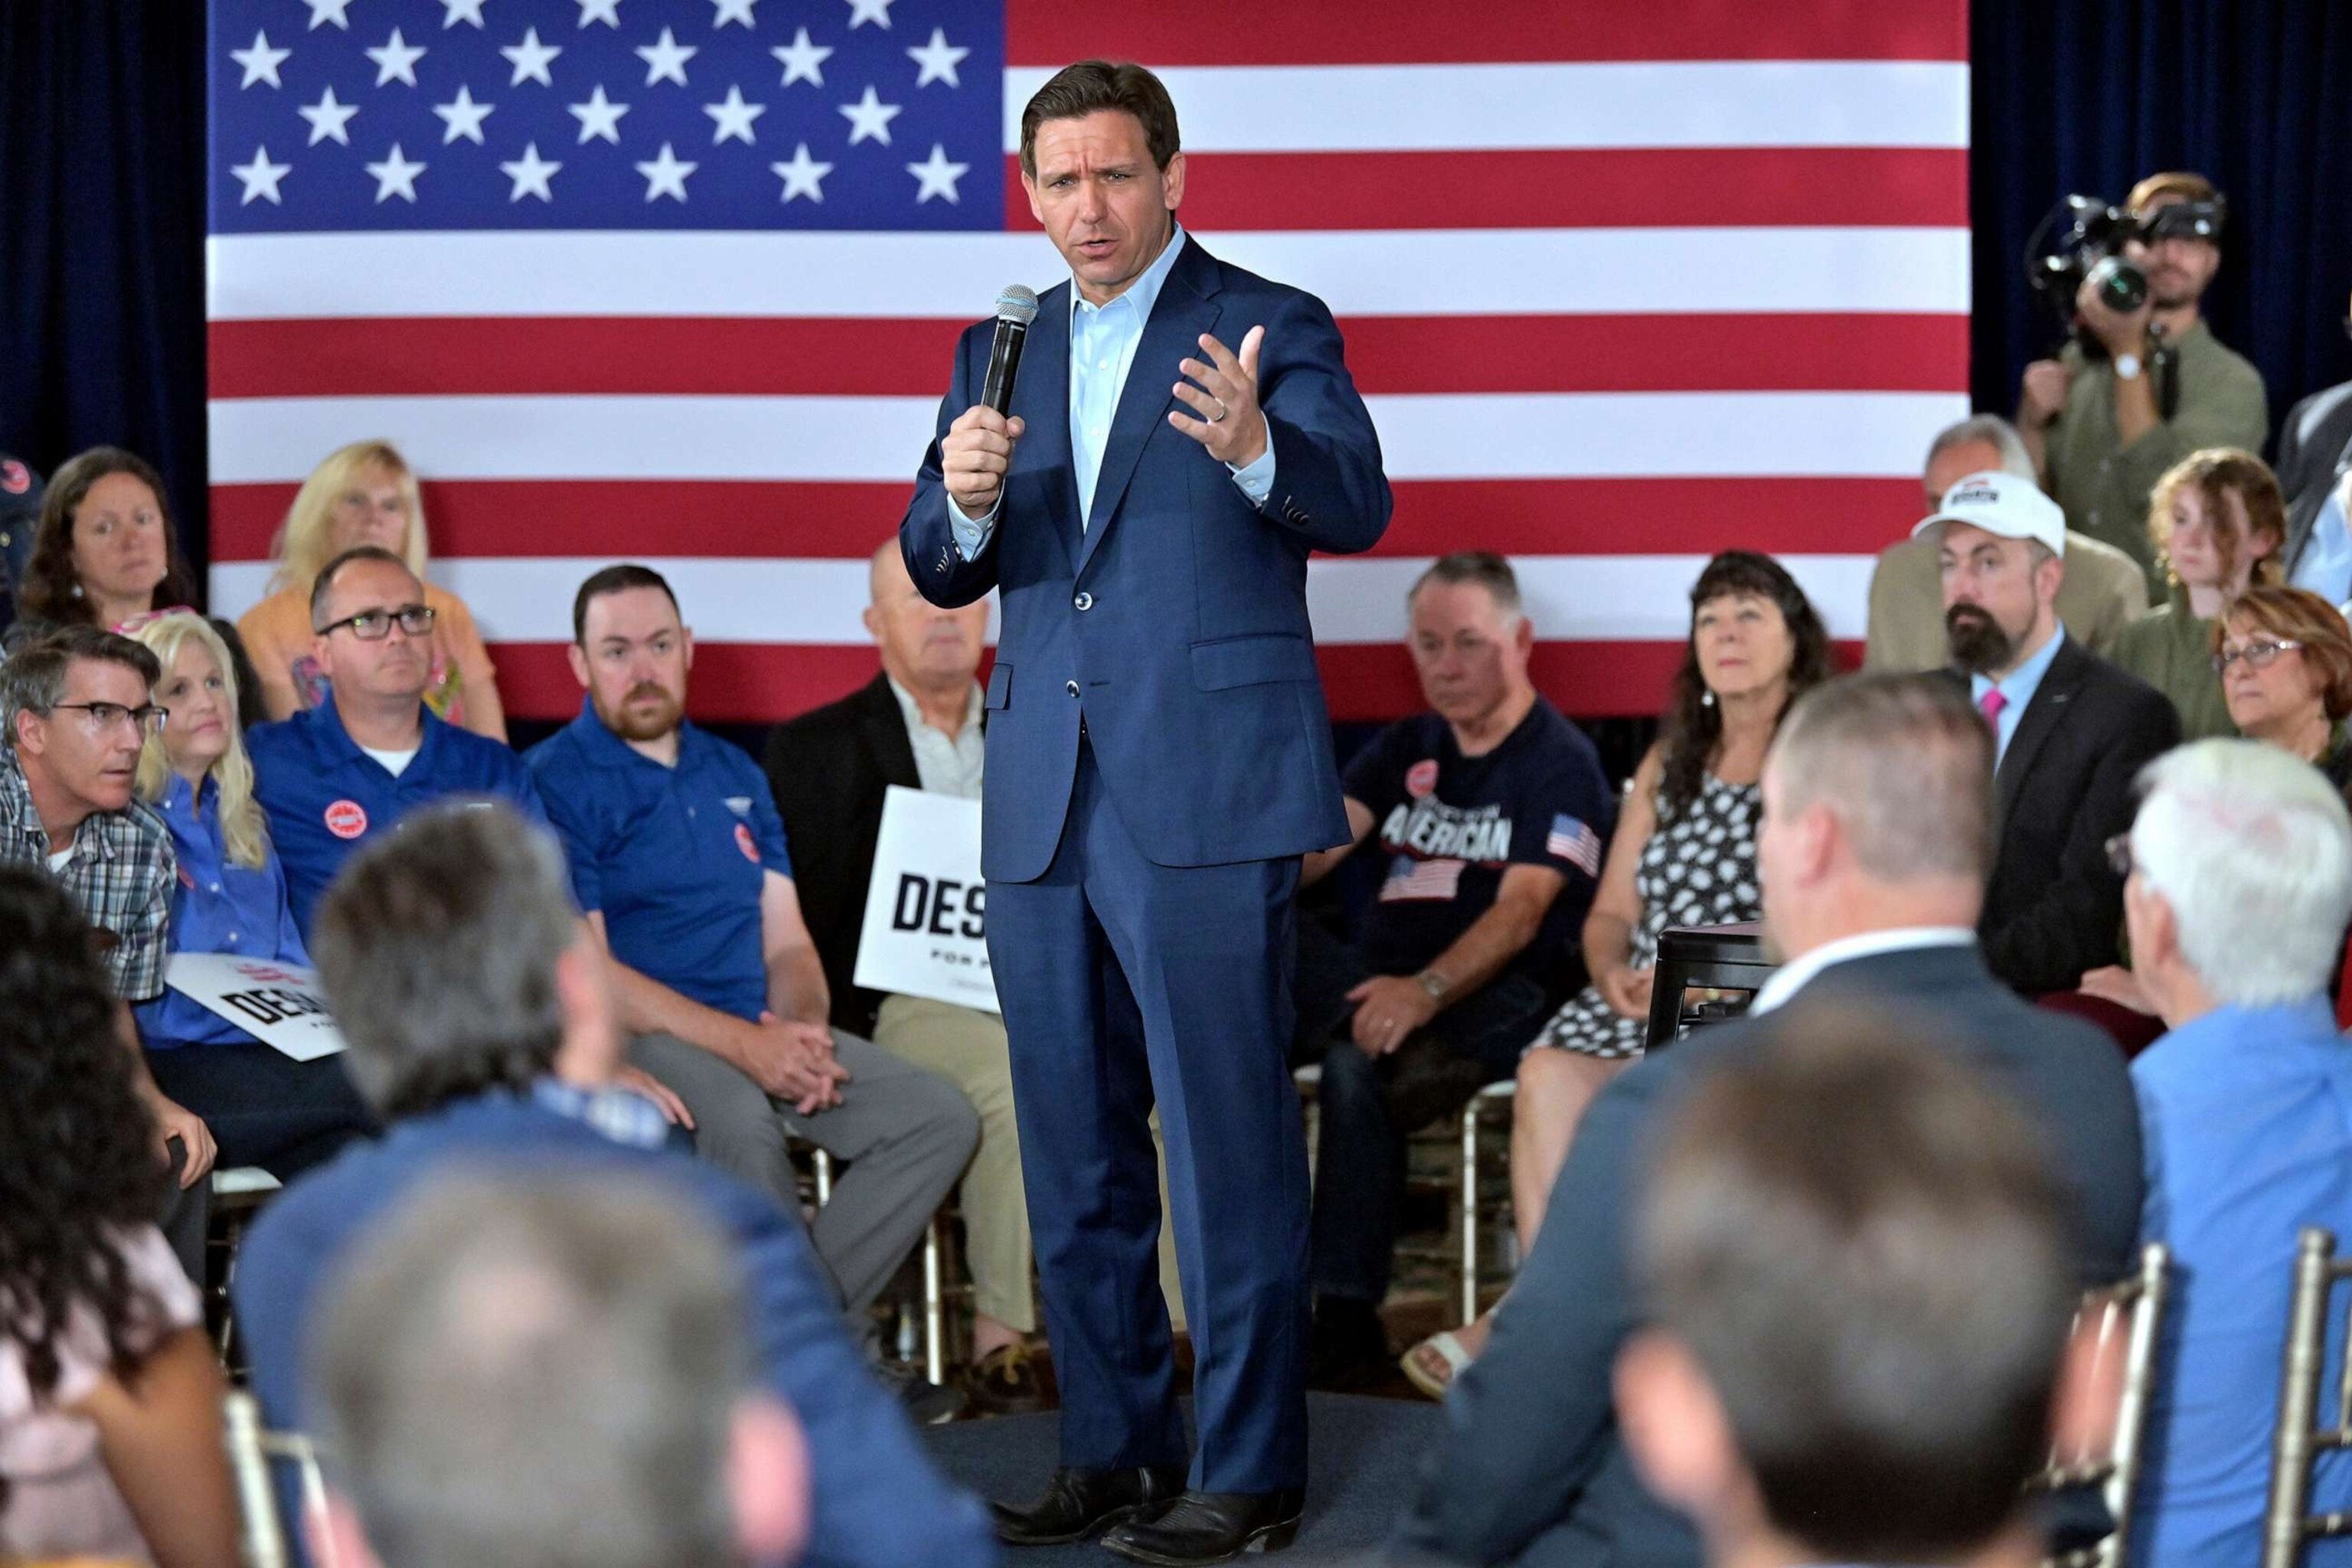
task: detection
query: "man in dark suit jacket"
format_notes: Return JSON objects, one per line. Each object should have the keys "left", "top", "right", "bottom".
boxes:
{"left": 2277, "top": 343, "right": 2352, "bottom": 599}
{"left": 1919, "top": 471, "right": 2180, "bottom": 995}
{"left": 900, "top": 60, "right": 1390, "bottom": 1565}
{"left": 1393, "top": 674, "right": 2145, "bottom": 1568}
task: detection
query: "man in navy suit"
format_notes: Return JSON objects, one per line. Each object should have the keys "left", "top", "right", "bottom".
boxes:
{"left": 901, "top": 59, "right": 1390, "bottom": 1565}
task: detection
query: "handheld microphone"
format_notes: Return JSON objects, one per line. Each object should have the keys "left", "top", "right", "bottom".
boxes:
{"left": 982, "top": 284, "right": 1039, "bottom": 416}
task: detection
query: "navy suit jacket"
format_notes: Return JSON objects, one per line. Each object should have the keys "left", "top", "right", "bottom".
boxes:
{"left": 900, "top": 237, "right": 1390, "bottom": 880}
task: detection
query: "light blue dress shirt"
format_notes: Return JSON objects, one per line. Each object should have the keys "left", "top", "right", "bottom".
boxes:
{"left": 132, "top": 772, "right": 310, "bottom": 1049}
{"left": 950, "top": 226, "right": 1275, "bottom": 558}
{"left": 2131, "top": 997, "right": 2352, "bottom": 1568}
{"left": 2291, "top": 479, "right": 2352, "bottom": 607}
{"left": 1968, "top": 623, "right": 2067, "bottom": 766}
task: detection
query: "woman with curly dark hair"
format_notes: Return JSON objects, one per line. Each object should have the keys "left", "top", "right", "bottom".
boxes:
{"left": 0, "top": 864, "right": 238, "bottom": 1565}
{"left": 1402, "top": 550, "right": 1831, "bottom": 1397}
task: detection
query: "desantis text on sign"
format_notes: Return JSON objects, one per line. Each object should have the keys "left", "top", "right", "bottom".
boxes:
{"left": 854, "top": 787, "right": 998, "bottom": 1014}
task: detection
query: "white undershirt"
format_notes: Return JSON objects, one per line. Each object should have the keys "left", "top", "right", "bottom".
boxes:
{"left": 45, "top": 847, "right": 73, "bottom": 873}
{"left": 360, "top": 744, "right": 420, "bottom": 778}
{"left": 1746, "top": 926, "right": 1978, "bottom": 1014}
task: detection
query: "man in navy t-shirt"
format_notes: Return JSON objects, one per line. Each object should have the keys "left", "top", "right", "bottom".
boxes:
{"left": 1298, "top": 552, "right": 1613, "bottom": 1387}
{"left": 527, "top": 566, "right": 977, "bottom": 1338}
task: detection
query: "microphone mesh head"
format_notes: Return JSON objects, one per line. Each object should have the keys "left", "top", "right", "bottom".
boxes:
{"left": 995, "top": 284, "right": 1040, "bottom": 326}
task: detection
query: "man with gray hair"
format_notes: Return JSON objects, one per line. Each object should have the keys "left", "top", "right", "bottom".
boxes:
{"left": 2120, "top": 740, "right": 2352, "bottom": 1566}
{"left": 305, "top": 1172, "right": 811, "bottom": 1568}
{"left": 233, "top": 801, "right": 995, "bottom": 1568}
{"left": 1864, "top": 414, "right": 2147, "bottom": 672}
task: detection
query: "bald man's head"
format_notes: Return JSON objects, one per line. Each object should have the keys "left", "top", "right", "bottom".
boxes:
{"left": 864, "top": 540, "right": 988, "bottom": 696}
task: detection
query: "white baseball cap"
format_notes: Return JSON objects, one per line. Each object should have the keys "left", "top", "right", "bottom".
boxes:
{"left": 1910, "top": 469, "right": 2067, "bottom": 557}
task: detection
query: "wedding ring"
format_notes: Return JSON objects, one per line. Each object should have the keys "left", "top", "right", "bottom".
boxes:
{"left": 1208, "top": 399, "right": 1228, "bottom": 423}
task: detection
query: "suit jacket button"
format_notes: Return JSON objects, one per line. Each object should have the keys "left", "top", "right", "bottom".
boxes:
{"left": 1066, "top": 680, "right": 1080, "bottom": 697}
{"left": 1074, "top": 591, "right": 1093, "bottom": 611}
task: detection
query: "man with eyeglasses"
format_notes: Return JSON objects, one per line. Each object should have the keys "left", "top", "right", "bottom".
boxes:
{"left": 248, "top": 545, "right": 552, "bottom": 935}
{"left": 0, "top": 623, "right": 219, "bottom": 1274}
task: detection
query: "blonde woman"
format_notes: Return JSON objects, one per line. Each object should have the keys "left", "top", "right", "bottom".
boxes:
{"left": 124, "top": 612, "right": 372, "bottom": 1180}
{"left": 234, "top": 441, "right": 507, "bottom": 740}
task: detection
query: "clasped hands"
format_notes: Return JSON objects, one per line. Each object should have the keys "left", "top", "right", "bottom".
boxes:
{"left": 737, "top": 1011, "right": 851, "bottom": 1114}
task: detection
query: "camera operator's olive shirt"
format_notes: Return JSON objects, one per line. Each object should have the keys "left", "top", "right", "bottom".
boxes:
{"left": 2045, "top": 319, "right": 2269, "bottom": 593}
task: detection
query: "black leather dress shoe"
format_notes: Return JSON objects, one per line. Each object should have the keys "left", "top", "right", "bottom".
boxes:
{"left": 990, "top": 1464, "right": 1188, "bottom": 1546}
{"left": 1100, "top": 1488, "right": 1305, "bottom": 1564}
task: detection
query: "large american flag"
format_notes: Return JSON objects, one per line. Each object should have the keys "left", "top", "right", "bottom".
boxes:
{"left": 204, "top": 0, "right": 1970, "bottom": 723}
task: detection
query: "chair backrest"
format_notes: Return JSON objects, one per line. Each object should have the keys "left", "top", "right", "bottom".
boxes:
{"left": 222, "top": 1390, "right": 337, "bottom": 1568}
{"left": 2031, "top": 1243, "right": 2172, "bottom": 1568}
{"left": 2262, "top": 1227, "right": 2352, "bottom": 1568}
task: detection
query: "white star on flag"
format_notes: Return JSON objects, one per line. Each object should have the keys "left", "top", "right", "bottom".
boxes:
{"left": 906, "top": 142, "right": 969, "bottom": 203}
{"left": 703, "top": 85, "right": 766, "bottom": 144}
{"left": 845, "top": 0, "right": 894, "bottom": 30}
{"left": 433, "top": 85, "right": 495, "bottom": 143}
{"left": 711, "top": 0, "right": 760, "bottom": 27}
{"left": 635, "top": 28, "right": 696, "bottom": 87}
{"left": 576, "top": 0, "right": 621, "bottom": 26}
{"left": 230, "top": 31, "right": 292, "bottom": 89}
{"left": 838, "top": 85, "right": 900, "bottom": 145}
{"left": 230, "top": 145, "right": 292, "bottom": 204}
{"left": 440, "top": 0, "right": 487, "bottom": 28}
{"left": 299, "top": 86, "right": 360, "bottom": 145}
{"left": 365, "top": 144, "right": 426, "bottom": 203}
{"left": 769, "top": 142, "right": 831, "bottom": 202}
{"left": 567, "top": 84, "right": 629, "bottom": 143}
{"left": 501, "top": 28, "right": 560, "bottom": 86}
{"left": 635, "top": 142, "right": 697, "bottom": 202}
{"left": 500, "top": 142, "right": 561, "bottom": 202}
{"left": 770, "top": 28, "right": 831, "bottom": 87}
{"left": 367, "top": 29, "right": 426, "bottom": 87}
{"left": 906, "top": 28, "right": 967, "bottom": 88}
{"left": 305, "top": 0, "right": 353, "bottom": 30}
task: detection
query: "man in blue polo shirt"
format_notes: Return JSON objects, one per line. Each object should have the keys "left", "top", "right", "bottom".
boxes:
{"left": 247, "top": 546, "right": 551, "bottom": 934}
{"left": 528, "top": 564, "right": 976, "bottom": 1336}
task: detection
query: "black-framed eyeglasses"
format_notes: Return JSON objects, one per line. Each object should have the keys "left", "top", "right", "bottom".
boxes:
{"left": 315, "top": 604, "right": 436, "bottom": 641}
{"left": 2212, "top": 637, "right": 2302, "bottom": 673}
{"left": 2105, "top": 832, "right": 2135, "bottom": 879}
{"left": 49, "top": 701, "right": 168, "bottom": 736}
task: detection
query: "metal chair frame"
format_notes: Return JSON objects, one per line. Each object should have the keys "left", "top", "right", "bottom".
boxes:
{"left": 2029, "top": 1243, "right": 2171, "bottom": 1568}
{"left": 223, "top": 1390, "right": 335, "bottom": 1568}
{"left": 1458, "top": 1080, "right": 1517, "bottom": 1325}
{"left": 2262, "top": 1227, "right": 2352, "bottom": 1568}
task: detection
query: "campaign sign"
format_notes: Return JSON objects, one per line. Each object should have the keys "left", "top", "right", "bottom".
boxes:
{"left": 853, "top": 786, "right": 998, "bottom": 1015}
{"left": 165, "top": 953, "right": 347, "bottom": 1062}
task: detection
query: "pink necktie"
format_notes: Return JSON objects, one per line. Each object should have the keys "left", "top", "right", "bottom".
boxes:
{"left": 1979, "top": 688, "right": 2008, "bottom": 728}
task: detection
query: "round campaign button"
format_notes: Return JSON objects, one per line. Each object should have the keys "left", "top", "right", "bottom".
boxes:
{"left": 325, "top": 799, "right": 370, "bottom": 840}
{"left": 1405, "top": 759, "right": 1439, "bottom": 799}
{"left": 0, "top": 460, "right": 29, "bottom": 495}
{"left": 734, "top": 822, "right": 760, "bottom": 863}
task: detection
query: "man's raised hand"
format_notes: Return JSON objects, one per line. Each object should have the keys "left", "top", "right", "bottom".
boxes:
{"left": 1171, "top": 326, "right": 1269, "bottom": 468}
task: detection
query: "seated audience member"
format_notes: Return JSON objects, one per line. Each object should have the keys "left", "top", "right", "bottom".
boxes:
{"left": 528, "top": 566, "right": 977, "bottom": 1341}
{"left": 2279, "top": 287, "right": 2352, "bottom": 603}
{"left": 8, "top": 446, "right": 265, "bottom": 726}
{"left": 1404, "top": 552, "right": 1829, "bottom": 1396}
{"left": 1394, "top": 673, "right": 2142, "bottom": 1568}
{"left": 1, "top": 627, "right": 217, "bottom": 1263}
{"left": 0, "top": 865, "right": 238, "bottom": 1568}
{"left": 0, "top": 450, "right": 44, "bottom": 631}
{"left": 2118, "top": 740, "right": 2352, "bottom": 1565}
{"left": 231, "top": 802, "right": 995, "bottom": 1568}
{"left": 247, "top": 545, "right": 548, "bottom": 935}
{"left": 306, "top": 1173, "right": 810, "bottom": 1568}
{"left": 1867, "top": 414, "right": 2147, "bottom": 671}
{"left": 2018, "top": 170, "right": 2269, "bottom": 592}
{"left": 2108, "top": 448, "right": 2285, "bottom": 738}
{"left": 2216, "top": 585, "right": 2352, "bottom": 789}
{"left": 1290, "top": 552, "right": 1612, "bottom": 1389}
{"left": 235, "top": 440, "right": 505, "bottom": 739}
{"left": 1615, "top": 1023, "right": 2089, "bottom": 1568}
{"left": 1929, "top": 472, "right": 2179, "bottom": 994}
{"left": 122, "top": 611, "right": 372, "bottom": 1184}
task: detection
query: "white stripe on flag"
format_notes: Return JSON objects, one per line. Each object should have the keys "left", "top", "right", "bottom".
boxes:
{"left": 1003, "top": 62, "right": 1971, "bottom": 153}
{"left": 204, "top": 228, "right": 1972, "bottom": 321}
{"left": 205, "top": 390, "right": 1967, "bottom": 485}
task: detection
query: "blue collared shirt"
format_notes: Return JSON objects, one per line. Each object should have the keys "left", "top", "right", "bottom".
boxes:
{"left": 527, "top": 701, "right": 792, "bottom": 1023}
{"left": 2131, "top": 996, "right": 2352, "bottom": 1568}
{"left": 2292, "top": 480, "right": 2352, "bottom": 606}
{"left": 1969, "top": 623, "right": 2068, "bottom": 766}
{"left": 132, "top": 773, "right": 310, "bottom": 1049}
{"left": 950, "top": 225, "right": 1275, "bottom": 557}
{"left": 247, "top": 695, "right": 553, "bottom": 936}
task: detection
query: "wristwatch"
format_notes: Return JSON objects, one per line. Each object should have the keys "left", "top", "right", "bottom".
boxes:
{"left": 1416, "top": 970, "right": 1453, "bottom": 1005}
{"left": 2114, "top": 351, "right": 2145, "bottom": 381}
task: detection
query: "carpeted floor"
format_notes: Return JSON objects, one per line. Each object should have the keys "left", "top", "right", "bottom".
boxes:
{"left": 926, "top": 1393, "right": 1437, "bottom": 1564}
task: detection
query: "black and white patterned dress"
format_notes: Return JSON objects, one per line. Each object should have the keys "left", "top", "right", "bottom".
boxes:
{"left": 1526, "top": 772, "right": 1762, "bottom": 1060}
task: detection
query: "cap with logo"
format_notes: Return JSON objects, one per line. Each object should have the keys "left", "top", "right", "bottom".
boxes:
{"left": 1910, "top": 469, "right": 2067, "bottom": 557}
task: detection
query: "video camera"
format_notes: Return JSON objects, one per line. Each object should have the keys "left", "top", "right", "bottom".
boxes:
{"left": 2024, "top": 192, "right": 2226, "bottom": 333}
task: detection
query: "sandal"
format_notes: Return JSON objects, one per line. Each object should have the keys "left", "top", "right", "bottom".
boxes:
{"left": 1400, "top": 1327, "right": 1478, "bottom": 1402}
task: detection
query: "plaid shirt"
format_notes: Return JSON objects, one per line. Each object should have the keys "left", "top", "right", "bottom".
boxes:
{"left": 0, "top": 743, "right": 176, "bottom": 1001}
{"left": 530, "top": 1076, "right": 674, "bottom": 1151}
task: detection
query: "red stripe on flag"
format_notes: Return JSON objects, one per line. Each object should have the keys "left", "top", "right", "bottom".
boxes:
{"left": 209, "top": 477, "right": 1923, "bottom": 564}
{"left": 207, "top": 312, "right": 1964, "bottom": 400}
{"left": 1003, "top": 149, "right": 1969, "bottom": 234}
{"left": 1006, "top": 1, "right": 1965, "bottom": 64}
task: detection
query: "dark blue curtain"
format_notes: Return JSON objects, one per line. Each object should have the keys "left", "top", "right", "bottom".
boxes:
{"left": 1971, "top": 0, "right": 2352, "bottom": 433}
{"left": 0, "top": 0, "right": 209, "bottom": 566}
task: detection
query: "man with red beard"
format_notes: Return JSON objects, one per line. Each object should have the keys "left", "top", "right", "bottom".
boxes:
{"left": 529, "top": 565, "right": 977, "bottom": 1406}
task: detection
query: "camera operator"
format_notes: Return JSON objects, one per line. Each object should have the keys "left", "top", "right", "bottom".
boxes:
{"left": 2018, "top": 172, "right": 2268, "bottom": 593}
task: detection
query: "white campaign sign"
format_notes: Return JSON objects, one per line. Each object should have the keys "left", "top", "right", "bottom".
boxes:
{"left": 165, "top": 952, "right": 347, "bottom": 1062}
{"left": 853, "top": 786, "right": 998, "bottom": 1015}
